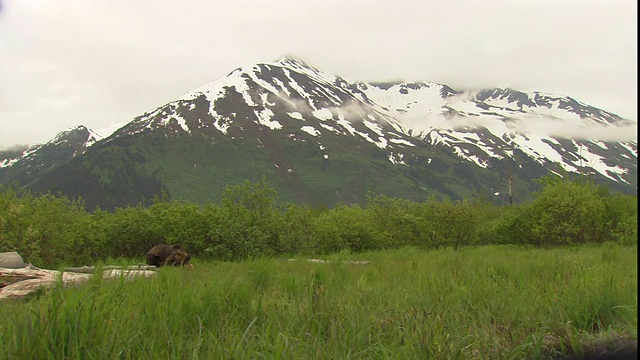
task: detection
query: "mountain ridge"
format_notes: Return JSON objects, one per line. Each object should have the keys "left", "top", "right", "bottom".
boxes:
{"left": 1, "top": 56, "right": 636, "bottom": 209}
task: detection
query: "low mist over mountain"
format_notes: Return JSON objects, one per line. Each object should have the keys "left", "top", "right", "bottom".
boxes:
{"left": 1, "top": 57, "right": 636, "bottom": 210}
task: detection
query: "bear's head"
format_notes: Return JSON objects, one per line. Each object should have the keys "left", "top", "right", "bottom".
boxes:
{"left": 166, "top": 245, "right": 191, "bottom": 266}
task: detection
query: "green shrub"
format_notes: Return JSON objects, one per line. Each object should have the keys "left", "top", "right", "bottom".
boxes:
{"left": 0, "top": 174, "right": 637, "bottom": 264}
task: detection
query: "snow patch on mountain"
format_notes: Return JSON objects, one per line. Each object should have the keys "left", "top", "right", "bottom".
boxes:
{"left": 300, "top": 126, "right": 320, "bottom": 137}
{"left": 312, "top": 108, "right": 333, "bottom": 121}
{"left": 212, "top": 110, "right": 230, "bottom": 134}
{"left": 288, "top": 112, "right": 304, "bottom": 121}
{"left": 161, "top": 115, "right": 190, "bottom": 133}
{"left": 576, "top": 144, "right": 630, "bottom": 183}
{"left": 388, "top": 152, "right": 407, "bottom": 165}
{"left": 0, "top": 156, "right": 21, "bottom": 169}
{"left": 362, "top": 120, "right": 384, "bottom": 137}
{"left": 318, "top": 123, "right": 339, "bottom": 133}
{"left": 336, "top": 114, "right": 356, "bottom": 136}
{"left": 360, "top": 83, "right": 449, "bottom": 118}
{"left": 282, "top": 68, "right": 318, "bottom": 111}
{"left": 255, "top": 109, "right": 281, "bottom": 130}
{"left": 389, "top": 138, "right": 415, "bottom": 147}
{"left": 620, "top": 142, "right": 637, "bottom": 157}
{"left": 180, "top": 66, "right": 259, "bottom": 113}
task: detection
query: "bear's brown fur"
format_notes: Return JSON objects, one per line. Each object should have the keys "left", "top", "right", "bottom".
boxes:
{"left": 146, "top": 244, "right": 191, "bottom": 267}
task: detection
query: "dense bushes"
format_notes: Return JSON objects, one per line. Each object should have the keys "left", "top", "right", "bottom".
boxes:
{"left": 494, "top": 175, "right": 638, "bottom": 246}
{"left": 0, "top": 175, "right": 636, "bottom": 267}
{"left": 0, "top": 189, "right": 95, "bottom": 267}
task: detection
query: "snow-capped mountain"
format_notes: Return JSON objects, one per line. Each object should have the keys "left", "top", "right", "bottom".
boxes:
{"left": 0, "top": 126, "right": 102, "bottom": 185}
{"left": 107, "top": 56, "right": 636, "bottom": 183}
{"left": 356, "top": 83, "right": 636, "bottom": 184}
{"left": 1, "top": 57, "right": 636, "bottom": 209}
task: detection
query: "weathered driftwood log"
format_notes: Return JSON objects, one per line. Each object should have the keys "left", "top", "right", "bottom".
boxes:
{"left": 64, "top": 265, "right": 159, "bottom": 273}
{"left": 280, "top": 258, "right": 370, "bottom": 265}
{"left": 0, "top": 264, "right": 156, "bottom": 301}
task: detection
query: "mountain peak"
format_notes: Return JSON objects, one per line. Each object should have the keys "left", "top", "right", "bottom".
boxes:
{"left": 273, "top": 55, "right": 312, "bottom": 68}
{"left": 0, "top": 124, "right": 103, "bottom": 183}
{"left": 50, "top": 125, "right": 102, "bottom": 148}
{"left": 1, "top": 56, "right": 636, "bottom": 209}
{"left": 269, "top": 56, "right": 336, "bottom": 83}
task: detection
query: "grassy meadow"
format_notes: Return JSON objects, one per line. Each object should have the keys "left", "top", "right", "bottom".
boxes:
{"left": 0, "top": 243, "right": 637, "bottom": 359}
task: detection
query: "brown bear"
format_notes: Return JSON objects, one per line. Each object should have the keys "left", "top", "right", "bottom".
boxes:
{"left": 146, "top": 244, "right": 191, "bottom": 267}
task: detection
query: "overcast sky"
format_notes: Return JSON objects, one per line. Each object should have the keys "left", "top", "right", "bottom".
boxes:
{"left": 0, "top": 0, "right": 637, "bottom": 148}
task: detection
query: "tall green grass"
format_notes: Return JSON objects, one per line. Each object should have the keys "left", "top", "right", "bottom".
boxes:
{"left": 1, "top": 244, "right": 636, "bottom": 359}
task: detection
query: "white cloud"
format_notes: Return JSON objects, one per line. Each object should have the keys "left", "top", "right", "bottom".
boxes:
{"left": 514, "top": 118, "right": 639, "bottom": 142}
{"left": 0, "top": 0, "right": 636, "bottom": 147}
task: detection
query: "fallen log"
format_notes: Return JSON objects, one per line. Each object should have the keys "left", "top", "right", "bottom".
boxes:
{"left": 0, "top": 264, "right": 156, "bottom": 301}
{"left": 280, "top": 258, "right": 370, "bottom": 265}
{"left": 64, "top": 265, "right": 159, "bottom": 273}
